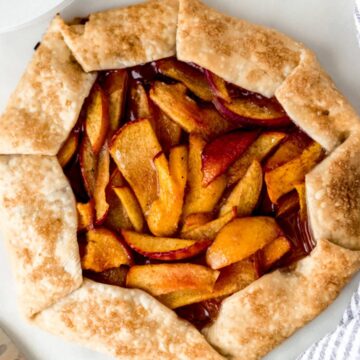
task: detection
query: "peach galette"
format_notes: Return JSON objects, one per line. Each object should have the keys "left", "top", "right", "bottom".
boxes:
{"left": 1, "top": 0, "right": 360, "bottom": 359}
{"left": 59, "top": 57, "right": 324, "bottom": 329}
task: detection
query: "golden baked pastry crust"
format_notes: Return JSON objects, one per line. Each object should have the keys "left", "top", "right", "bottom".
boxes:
{"left": 276, "top": 50, "right": 360, "bottom": 151}
{"left": 34, "top": 279, "right": 224, "bottom": 360}
{"left": 0, "top": 155, "right": 81, "bottom": 317}
{"left": 203, "top": 239, "right": 360, "bottom": 360}
{"left": 0, "top": 0, "right": 360, "bottom": 359}
{"left": 0, "top": 18, "right": 96, "bottom": 155}
{"left": 57, "top": 0, "right": 179, "bottom": 72}
{"left": 176, "top": 0, "right": 304, "bottom": 98}
{"left": 307, "top": 130, "right": 360, "bottom": 250}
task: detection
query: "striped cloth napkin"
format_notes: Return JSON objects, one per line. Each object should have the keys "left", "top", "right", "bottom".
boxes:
{"left": 297, "top": 290, "right": 360, "bottom": 359}
{"left": 356, "top": 0, "right": 360, "bottom": 46}
{"left": 297, "top": 2, "right": 360, "bottom": 359}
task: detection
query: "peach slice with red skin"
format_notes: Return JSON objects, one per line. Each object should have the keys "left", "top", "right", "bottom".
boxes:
{"left": 205, "top": 70, "right": 231, "bottom": 103}
{"left": 213, "top": 96, "right": 291, "bottom": 128}
{"left": 147, "top": 146, "right": 188, "bottom": 236}
{"left": 76, "top": 201, "right": 94, "bottom": 232}
{"left": 183, "top": 134, "right": 226, "bottom": 216}
{"left": 181, "top": 208, "right": 237, "bottom": 241}
{"left": 265, "top": 142, "right": 323, "bottom": 203}
{"left": 94, "top": 144, "right": 110, "bottom": 224}
{"left": 156, "top": 58, "right": 213, "bottom": 101}
{"left": 82, "top": 228, "right": 133, "bottom": 272}
{"left": 85, "top": 84, "right": 109, "bottom": 155}
{"left": 126, "top": 264, "right": 219, "bottom": 296}
{"left": 220, "top": 160, "right": 263, "bottom": 217}
{"left": 102, "top": 70, "right": 128, "bottom": 135}
{"left": 149, "top": 82, "right": 233, "bottom": 139}
{"left": 206, "top": 217, "right": 283, "bottom": 269}
{"left": 109, "top": 118, "right": 162, "bottom": 213}
{"left": 57, "top": 129, "right": 79, "bottom": 168}
{"left": 121, "top": 230, "right": 212, "bottom": 261}
{"left": 227, "top": 131, "right": 286, "bottom": 186}
{"left": 201, "top": 130, "right": 259, "bottom": 186}
{"left": 158, "top": 259, "right": 258, "bottom": 309}
{"left": 79, "top": 134, "right": 97, "bottom": 197}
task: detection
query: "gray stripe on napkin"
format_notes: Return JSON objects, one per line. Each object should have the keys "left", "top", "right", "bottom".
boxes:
{"left": 297, "top": 282, "right": 360, "bottom": 360}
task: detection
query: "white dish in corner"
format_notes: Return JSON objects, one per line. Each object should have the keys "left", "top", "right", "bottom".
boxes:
{"left": 0, "top": 0, "right": 74, "bottom": 34}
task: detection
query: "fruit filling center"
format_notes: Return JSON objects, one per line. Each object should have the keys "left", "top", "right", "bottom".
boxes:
{"left": 59, "top": 57, "right": 324, "bottom": 329}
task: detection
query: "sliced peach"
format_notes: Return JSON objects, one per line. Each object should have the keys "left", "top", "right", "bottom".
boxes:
{"left": 220, "top": 160, "right": 263, "bottom": 217}
{"left": 157, "top": 58, "right": 213, "bottom": 101}
{"left": 201, "top": 130, "right": 259, "bottom": 186}
{"left": 64, "top": 154, "right": 89, "bottom": 203}
{"left": 169, "top": 145, "right": 188, "bottom": 190}
{"left": 102, "top": 70, "right": 128, "bottom": 135}
{"left": 206, "top": 217, "right": 283, "bottom": 269}
{"left": 213, "top": 96, "right": 291, "bottom": 128}
{"left": 126, "top": 264, "right": 219, "bottom": 296}
{"left": 214, "top": 259, "right": 259, "bottom": 295}
{"left": 276, "top": 191, "right": 299, "bottom": 217}
{"left": 261, "top": 236, "right": 292, "bottom": 269}
{"left": 128, "top": 82, "right": 182, "bottom": 150}
{"left": 227, "top": 131, "right": 286, "bottom": 186}
{"left": 183, "top": 135, "right": 226, "bottom": 216}
{"left": 94, "top": 144, "right": 110, "bottom": 224}
{"left": 265, "top": 142, "right": 323, "bottom": 203}
{"left": 265, "top": 131, "right": 313, "bottom": 171}
{"left": 121, "top": 230, "right": 211, "bottom": 261}
{"left": 147, "top": 146, "right": 188, "bottom": 236}
{"left": 105, "top": 190, "right": 134, "bottom": 231}
{"left": 181, "top": 213, "right": 213, "bottom": 233}
{"left": 85, "top": 84, "right": 109, "bottom": 154}
{"left": 128, "top": 81, "right": 153, "bottom": 120}
{"left": 152, "top": 107, "right": 182, "bottom": 152}
{"left": 108, "top": 168, "right": 125, "bottom": 188}
{"left": 79, "top": 134, "right": 97, "bottom": 197}
{"left": 150, "top": 82, "right": 232, "bottom": 138}
{"left": 181, "top": 207, "right": 237, "bottom": 241}
{"left": 58, "top": 129, "right": 79, "bottom": 168}
{"left": 104, "top": 169, "right": 133, "bottom": 231}
{"left": 82, "top": 228, "right": 133, "bottom": 272}
{"left": 85, "top": 266, "right": 128, "bottom": 287}
{"left": 205, "top": 70, "right": 231, "bottom": 102}
{"left": 158, "top": 260, "right": 258, "bottom": 309}
{"left": 295, "top": 183, "right": 307, "bottom": 221}
{"left": 76, "top": 201, "right": 94, "bottom": 232}
{"left": 109, "top": 119, "right": 162, "bottom": 212}
{"left": 113, "top": 186, "right": 145, "bottom": 232}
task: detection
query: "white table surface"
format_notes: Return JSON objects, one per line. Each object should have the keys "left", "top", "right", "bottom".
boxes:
{"left": 0, "top": 1, "right": 360, "bottom": 359}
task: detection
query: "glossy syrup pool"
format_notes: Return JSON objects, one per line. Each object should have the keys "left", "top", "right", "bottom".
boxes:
{"left": 64, "top": 57, "right": 318, "bottom": 330}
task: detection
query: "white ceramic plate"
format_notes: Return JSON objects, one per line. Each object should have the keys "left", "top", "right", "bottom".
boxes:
{"left": 0, "top": 1, "right": 359, "bottom": 359}
{"left": 0, "top": 0, "right": 74, "bottom": 34}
